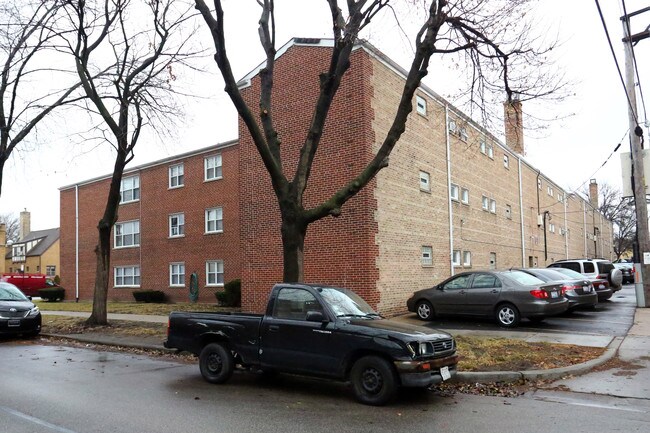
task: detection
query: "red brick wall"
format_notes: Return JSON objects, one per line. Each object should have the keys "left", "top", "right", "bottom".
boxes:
{"left": 239, "top": 44, "right": 381, "bottom": 313}
{"left": 59, "top": 144, "right": 241, "bottom": 303}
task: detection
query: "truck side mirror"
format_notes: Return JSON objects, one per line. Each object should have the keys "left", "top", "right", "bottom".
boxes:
{"left": 305, "top": 310, "right": 327, "bottom": 323}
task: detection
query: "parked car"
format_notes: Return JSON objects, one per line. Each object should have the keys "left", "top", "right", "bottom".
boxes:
{"left": 613, "top": 262, "right": 635, "bottom": 284}
{"left": 166, "top": 283, "right": 458, "bottom": 406}
{"left": 406, "top": 270, "right": 568, "bottom": 328}
{"left": 0, "top": 282, "right": 42, "bottom": 337}
{"left": 547, "top": 259, "right": 623, "bottom": 292}
{"left": 550, "top": 267, "right": 613, "bottom": 302}
{"left": 516, "top": 268, "right": 598, "bottom": 311}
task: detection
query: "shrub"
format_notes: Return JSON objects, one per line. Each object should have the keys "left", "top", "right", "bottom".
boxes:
{"left": 132, "top": 290, "right": 166, "bottom": 303}
{"left": 38, "top": 287, "right": 65, "bottom": 302}
{"left": 53, "top": 275, "right": 61, "bottom": 285}
{"left": 215, "top": 279, "right": 241, "bottom": 307}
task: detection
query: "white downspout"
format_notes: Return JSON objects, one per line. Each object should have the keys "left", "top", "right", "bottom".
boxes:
{"left": 583, "top": 201, "right": 587, "bottom": 257}
{"left": 445, "top": 105, "right": 454, "bottom": 276}
{"left": 75, "top": 184, "right": 79, "bottom": 302}
{"left": 518, "top": 158, "right": 525, "bottom": 266}
{"left": 564, "top": 194, "right": 569, "bottom": 259}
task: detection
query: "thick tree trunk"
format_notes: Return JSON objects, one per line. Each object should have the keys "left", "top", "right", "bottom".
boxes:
{"left": 87, "top": 221, "right": 112, "bottom": 326}
{"left": 281, "top": 215, "right": 306, "bottom": 283}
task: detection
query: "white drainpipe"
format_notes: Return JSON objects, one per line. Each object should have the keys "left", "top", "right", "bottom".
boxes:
{"left": 518, "top": 158, "right": 525, "bottom": 266}
{"left": 445, "top": 105, "right": 454, "bottom": 276}
{"left": 75, "top": 184, "right": 79, "bottom": 302}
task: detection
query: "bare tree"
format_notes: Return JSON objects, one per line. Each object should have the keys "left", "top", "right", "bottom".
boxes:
{"left": 63, "top": 0, "right": 199, "bottom": 325}
{"left": 0, "top": 212, "right": 19, "bottom": 243}
{"left": 591, "top": 183, "right": 636, "bottom": 260}
{"left": 194, "top": 0, "right": 562, "bottom": 282}
{"left": 0, "top": 1, "right": 81, "bottom": 197}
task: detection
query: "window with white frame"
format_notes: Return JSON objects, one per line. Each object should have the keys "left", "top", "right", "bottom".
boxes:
{"left": 480, "top": 140, "right": 487, "bottom": 154}
{"left": 538, "top": 178, "right": 542, "bottom": 189}
{"left": 169, "top": 213, "right": 185, "bottom": 237}
{"left": 114, "top": 220, "right": 140, "bottom": 248}
{"left": 204, "top": 154, "right": 223, "bottom": 181}
{"left": 419, "top": 171, "right": 431, "bottom": 192}
{"left": 549, "top": 223, "right": 556, "bottom": 233}
{"left": 503, "top": 155, "right": 509, "bottom": 168}
{"left": 170, "top": 263, "right": 185, "bottom": 287}
{"left": 558, "top": 193, "right": 563, "bottom": 202}
{"left": 489, "top": 199, "right": 496, "bottom": 214}
{"left": 421, "top": 246, "right": 433, "bottom": 266}
{"left": 46, "top": 265, "right": 56, "bottom": 277}
{"left": 416, "top": 95, "right": 427, "bottom": 115}
{"left": 448, "top": 119, "right": 457, "bottom": 134}
{"left": 450, "top": 183, "right": 460, "bottom": 201}
{"left": 452, "top": 250, "right": 461, "bottom": 266}
{"left": 463, "top": 251, "right": 472, "bottom": 267}
{"left": 120, "top": 175, "right": 140, "bottom": 203}
{"left": 205, "top": 207, "right": 223, "bottom": 233}
{"left": 547, "top": 186, "right": 554, "bottom": 196}
{"left": 459, "top": 127, "right": 468, "bottom": 141}
{"left": 505, "top": 204, "right": 512, "bottom": 219}
{"left": 482, "top": 195, "right": 489, "bottom": 211}
{"left": 487, "top": 144, "right": 494, "bottom": 159}
{"left": 206, "top": 260, "right": 224, "bottom": 286}
{"left": 461, "top": 188, "right": 469, "bottom": 204}
{"left": 114, "top": 266, "right": 140, "bottom": 287}
{"left": 169, "top": 163, "right": 184, "bottom": 188}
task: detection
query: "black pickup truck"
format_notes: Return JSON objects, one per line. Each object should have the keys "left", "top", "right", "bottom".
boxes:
{"left": 165, "top": 283, "right": 458, "bottom": 405}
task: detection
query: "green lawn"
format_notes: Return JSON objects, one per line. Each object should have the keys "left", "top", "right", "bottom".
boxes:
{"left": 35, "top": 300, "right": 237, "bottom": 315}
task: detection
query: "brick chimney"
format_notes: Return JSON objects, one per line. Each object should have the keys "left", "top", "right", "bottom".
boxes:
{"left": 589, "top": 179, "right": 599, "bottom": 209}
{"left": 19, "top": 209, "right": 31, "bottom": 240}
{"left": 504, "top": 94, "right": 525, "bottom": 155}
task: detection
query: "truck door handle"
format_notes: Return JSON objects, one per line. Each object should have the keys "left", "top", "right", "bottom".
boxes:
{"left": 268, "top": 325, "right": 279, "bottom": 332}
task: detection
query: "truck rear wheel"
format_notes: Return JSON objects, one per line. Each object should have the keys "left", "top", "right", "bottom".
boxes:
{"left": 199, "top": 343, "right": 234, "bottom": 384}
{"left": 350, "top": 355, "right": 398, "bottom": 406}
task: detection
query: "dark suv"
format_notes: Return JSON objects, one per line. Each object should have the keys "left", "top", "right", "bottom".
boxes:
{"left": 548, "top": 259, "right": 623, "bottom": 293}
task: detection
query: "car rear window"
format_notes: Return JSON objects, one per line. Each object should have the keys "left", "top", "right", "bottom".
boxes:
{"left": 599, "top": 262, "right": 614, "bottom": 273}
{"left": 502, "top": 270, "right": 545, "bottom": 286}
{"left": 530, "top": 269, "right": 566, "bottom": 281}
{"left": 583, "top": 262, "right": 595, "bottom": 273}
{"left": 552, "top": 268, "right": 585, "bottom": 279}
{"left": 551, "top": 262, "right": 581, "bottom": 272}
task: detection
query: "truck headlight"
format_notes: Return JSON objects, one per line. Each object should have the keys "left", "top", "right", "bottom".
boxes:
{"left": 418, "top": 342, "right": 434, "bottom": 356}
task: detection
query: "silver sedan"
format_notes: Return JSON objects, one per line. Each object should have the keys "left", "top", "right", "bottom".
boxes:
{"left": 406, "top": 270, "right": 569, "bottom": 327}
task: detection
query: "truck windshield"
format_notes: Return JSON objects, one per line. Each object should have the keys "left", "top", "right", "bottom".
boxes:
{"left": 318, "top": 287, "right": 379, "bottom": 318}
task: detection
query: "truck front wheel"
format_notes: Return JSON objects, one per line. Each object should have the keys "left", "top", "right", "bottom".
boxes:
{"left": 199, "top": 343, "right": 234, "bottom": 384}
{"left": 350, "top": 356, "right": 398, "bottom": 406}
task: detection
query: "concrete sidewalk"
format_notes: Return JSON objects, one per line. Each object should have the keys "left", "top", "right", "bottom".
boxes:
{"left": 40, "top": 308, "right": 650, "bottom": 384}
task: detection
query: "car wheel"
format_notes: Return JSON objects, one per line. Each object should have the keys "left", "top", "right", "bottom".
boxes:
{"left": 416, "top": 300, "right": 435, "bottom": 321}
{"left": 495, "top": 303, "right": 520, "bottom": 328}
{"left": 350, "top": 355, "right": 398, "bottom": 406}
{"left": 199, "top": 342, "right": 234, "bottom": 384}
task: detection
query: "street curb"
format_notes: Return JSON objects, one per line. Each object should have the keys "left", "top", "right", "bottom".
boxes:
{"left": 41, "top": 333, "right": 173, "bottom": 353}
{"left": 454, "top": 336, "right": 624, "bottom": 383}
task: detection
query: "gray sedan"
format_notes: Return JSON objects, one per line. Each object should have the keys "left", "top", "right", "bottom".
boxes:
{"left": 406, "top": 270, "right": 569, "bottom": 327}
{"left": 516, "top": 268, "right": 598, "bottom": 311}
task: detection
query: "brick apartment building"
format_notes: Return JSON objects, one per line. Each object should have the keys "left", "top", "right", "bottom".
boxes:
{"left": 59, "top": 38, "right": 614, "bottom": 314}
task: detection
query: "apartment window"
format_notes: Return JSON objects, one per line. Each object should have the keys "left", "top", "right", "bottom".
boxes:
{"left": 421, "top": 246, "right": 433, "bottom": 266}
{"left": 487, "top": 145, "right": 494, "bottom": 159}
{"left": 170, "top": 263, "right": 185, "bottom": 287}
{"left": 450, "top": 183, "right": 460, "bottom": 201}
{"left": 448, "top": 119, "right": 457, "bottom": 134}
{"left": 205, "top": 207, "right": 223, "bottom": 233}
{"left": 505, "top": 204, "right": 512, "bottom": 219}
{"left": 459, "top": 127, "right": 468, "bottom": 142}
{"left": 480, "top": 140, "right": 487, "bottom": 154}
{"left": 204, "top": 154, "right": 223, "bottom": 181}
{"left": 461, "top": 188, "right": 469, "bottom": 204}
{"left": 547, "top": 186, "right": 554, "bottom": 196}
{"left": 482, "top": 195, "right": 489, "bottom": 211}
{"left": 114, "top": 220, "right": 140, "bottom": 248}
{"left": 419, "top": 171, "right": 431, "bottom": 192}
{"left": 463, "top": 251, "right": 472, "bottom": 267}
{"left": 549, "top": 223, "right": 556, "bottom": 233}
{"left": 169, "top": 163, "right": 184, "bottom": 188}
{"left": 120, "top": 175, "right": 140, "bottom": 203}
{"left": 538, "top": 178, "right": 542, "bottom": 190}
{"left": 169, "top": 213, "right": 185, "bottom": 237}
{"left": 489, "top": 199, "right": 496, "bottom": 214}
{"left": 46, "top": 265, "right": 56, "bottom": 277}
{"left": 503, "top": 155, "right": 509, "bottom": 169}
{"left": 558, "top": 193, "right": 563, "bottom": 202}
{"left": 114, "top": 266, "right": 140, "bottom": 287}
{"left": 452, "top": 250, "right": 461, "bottom": 266}
{"left": 416, "top": 95, "right": 427, "bottom": 115}
{"left": 206, "top": 260, "right": 224, "bottom": 286}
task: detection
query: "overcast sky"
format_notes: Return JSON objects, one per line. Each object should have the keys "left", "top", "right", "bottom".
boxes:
{"left": 1, "top": 0, "right": 648, "bottom": 231}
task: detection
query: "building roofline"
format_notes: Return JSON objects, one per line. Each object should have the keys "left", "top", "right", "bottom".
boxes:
{"left": 58, "top": 139, "right": 238, "bottom": 191}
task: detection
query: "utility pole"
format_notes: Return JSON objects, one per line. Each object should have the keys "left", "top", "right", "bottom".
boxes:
{"left": 622, "top": 8, "right": 650, "bottom": 308}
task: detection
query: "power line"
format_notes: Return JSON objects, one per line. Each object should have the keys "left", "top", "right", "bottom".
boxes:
{"left": 595, "top": 0, "right": 639, "bottom": 124}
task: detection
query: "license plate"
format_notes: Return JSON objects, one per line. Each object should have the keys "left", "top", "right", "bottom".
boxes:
{"left": 8, "top": 319, "right": 20, "bottom": 327}
{"left": 440, "top": 366, "right": 451, "bottom": 381}
{"left": 551, "top": 291, "right": 559, "bottom": 298}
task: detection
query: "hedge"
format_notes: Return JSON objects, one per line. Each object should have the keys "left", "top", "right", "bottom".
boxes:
{"left": 38, "top": 287, "right": 65, "bottom": 302}
{"left": 132, "top": 290, "right": 166, "bottom": 303}
{"left": 215, "top": 279, "right": 241, "bottom": 307}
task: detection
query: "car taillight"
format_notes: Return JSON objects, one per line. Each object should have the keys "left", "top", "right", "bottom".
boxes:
{"left": 530, "top": 289, "right": 548, "bottom": 299}
{"left": 597, "top": 274, "right": 608, "bottom": 280}
{"left": 561, "top": 284, "right": 579, "bottom": 294}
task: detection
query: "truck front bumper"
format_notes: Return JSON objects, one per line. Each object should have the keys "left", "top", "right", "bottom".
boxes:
{"left": 394, "top": 354, "right": 459, "bottom": 388}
